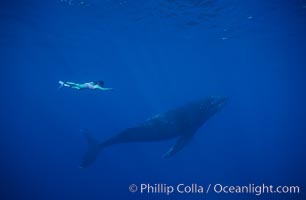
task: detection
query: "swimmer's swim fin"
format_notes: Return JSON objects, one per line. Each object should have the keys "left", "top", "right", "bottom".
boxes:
{"left": 58, "top": 81, "right": 65, "bottom": 89}
{"left": 79, "top": 129, "right": 103, "bottom": 168}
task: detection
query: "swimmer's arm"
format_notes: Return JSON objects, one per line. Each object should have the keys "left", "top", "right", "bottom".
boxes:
{"left": 94, "top": 85, "right": 113, "bottom": 91}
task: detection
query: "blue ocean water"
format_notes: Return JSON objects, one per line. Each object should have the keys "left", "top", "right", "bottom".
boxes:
{"left": 1, "top": 0, "right": 306, "bottom": 199}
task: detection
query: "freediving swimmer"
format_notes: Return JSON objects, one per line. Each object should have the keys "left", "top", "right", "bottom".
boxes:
{"left": 59, "top": 80, "right": 113, "bottom": 91}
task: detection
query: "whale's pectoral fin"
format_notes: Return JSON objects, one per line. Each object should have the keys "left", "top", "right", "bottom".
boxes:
{"left": 162, "top": 135, "right": 193, "bottom": 159}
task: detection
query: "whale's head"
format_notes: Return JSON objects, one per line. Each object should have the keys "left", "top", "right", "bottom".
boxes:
{"left": 202, "top": 96, "right": 228, "bottom": 113}
{"left": 187, "top": 96, "right": 228, "bottom": 128}
{"left": 200, "top": 96, "right": 227, "bottom": 114}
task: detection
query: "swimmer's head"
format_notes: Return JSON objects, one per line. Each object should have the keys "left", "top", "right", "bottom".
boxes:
{"left": 95, "top": 80, "right": 104, "bottom": 87}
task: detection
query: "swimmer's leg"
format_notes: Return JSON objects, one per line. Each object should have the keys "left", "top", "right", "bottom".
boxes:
{"left": 71, "top": 86, "right": 81, "bottom": 90}
{"left": 66, "top": 82, "right": 79, "bottom": 86}
{"left": 59, "top": 81, "right": 82, "bottom": 90}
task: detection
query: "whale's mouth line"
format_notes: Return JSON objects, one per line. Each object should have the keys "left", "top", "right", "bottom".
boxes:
{"left": 212, "top": 96, "right": 228, "bottom": 109}
{"left": 218, "top": 97, "right": 228, "bottom": 107}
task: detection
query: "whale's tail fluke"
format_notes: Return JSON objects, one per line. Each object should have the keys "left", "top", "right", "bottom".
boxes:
{"left": 79, "top": 129, "right": 103, "bottom": 168}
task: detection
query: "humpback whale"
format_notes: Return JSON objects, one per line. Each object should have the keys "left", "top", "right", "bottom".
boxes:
{"left": 80, "top": 96, "right": 227, "bottom": 168}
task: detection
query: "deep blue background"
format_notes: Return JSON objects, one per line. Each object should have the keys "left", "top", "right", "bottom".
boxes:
{"left": 1, "top": 0, "right": 306, "bottom": 199}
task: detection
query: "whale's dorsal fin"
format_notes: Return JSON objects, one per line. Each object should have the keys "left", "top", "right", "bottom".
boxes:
{"left": 162, "top": 135, "right": 193, "bottom": 158}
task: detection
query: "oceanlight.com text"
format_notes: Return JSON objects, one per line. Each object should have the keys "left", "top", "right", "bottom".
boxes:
{"left": 128, "top": 183, "right": 300, "bottom": 196}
